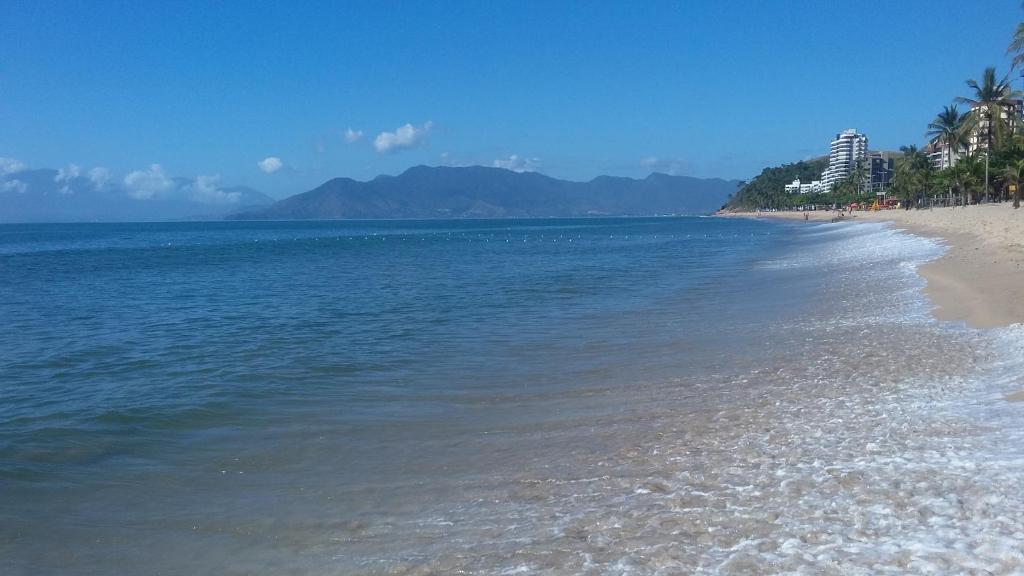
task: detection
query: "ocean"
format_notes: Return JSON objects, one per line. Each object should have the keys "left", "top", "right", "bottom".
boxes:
{"left": 2, "top": 217, "right": 1023, "bottom": 574}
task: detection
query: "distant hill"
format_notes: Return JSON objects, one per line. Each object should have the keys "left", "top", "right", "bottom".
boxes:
{"left": 0, "top": 169, "right": 273, "bottom": 223}
{"left": 229, "top": 165, "right": 740, "bottom": 220}
{"left": 722, "top": 156, "right": 830, "bottom": 211}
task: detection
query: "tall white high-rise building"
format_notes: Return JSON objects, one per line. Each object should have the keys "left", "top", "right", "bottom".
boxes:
{"left": 821, "top": 129, "right": 868, "bottom": 191}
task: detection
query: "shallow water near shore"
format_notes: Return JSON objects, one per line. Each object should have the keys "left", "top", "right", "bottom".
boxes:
{"left": 2, "top": 217, "right": 1023, "bottom": 574}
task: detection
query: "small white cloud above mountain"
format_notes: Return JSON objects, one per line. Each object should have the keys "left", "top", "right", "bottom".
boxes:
{"left": 55, "top": 164, "right": 114, "bottom": 193}
{"left": 640, "top": 156, "right": 688, "bottom": 176}
{"left": 188, "top": 174, "right": 242, "bottom": 205}
{"left": 88, "top": 167, "right": 112, "bottom": 190}
{"left": 437, "top": 152, "right": 471, "bottom": 167}
{"left": 55, "top": 164, "right": 82, "bottom": 194}
{"left": 344, "top": 127, "right": 364, "bottom": 143}
{"left": 55, "top": 164, "right": 81, "bottom": 181}
{"left": 493, "top": 154, "right": 541, "bottom": 173}
{"left": 374, "top": 121, "right": 433, "bottom": 153}
{"left": 124, "top": 164, "right": 174, "bottom": 199}
{"left": 1, "top": 179, "right": 28, "bottom": 194}
{"left": 0, "top": 157, "right": 26, "bottom": 174}
{"left": 257, "top": 156, "right": 284, "bottom": 173}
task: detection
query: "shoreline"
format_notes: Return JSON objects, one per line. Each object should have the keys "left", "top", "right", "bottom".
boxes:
{"left": 722, "top": 205, "right": 1024, "bottom": 329}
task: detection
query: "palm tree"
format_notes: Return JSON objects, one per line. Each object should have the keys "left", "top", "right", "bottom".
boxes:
{"left": 1004, "top": 157, "right": 1024, "bottom": 208}
{"left": 936, "top": 166, "right": 958, "bottom": 207}
{"left": 926, "top": 105, "right": 968, "bottom": 168}
{"left": 1009, "top": 19, "right": 1024, "bottom": 70}
{"left": 927, "top": 105, "right": 969, "bottom": 205}
{"left": 893, "top": 146, "right": 919, "bottom": 208}
{"left": 956, "top": 67, "right": 1023, "bottom": 200}
{"left": 958, "top": 153, "right": 985, "bottom": 205}
{"left": 892, "top": 145, "right": 934, "bottom": 209}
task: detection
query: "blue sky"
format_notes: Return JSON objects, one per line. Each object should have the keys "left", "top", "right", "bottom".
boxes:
{"left": 2, "top": 0, "right": 1023, "bottom": 198}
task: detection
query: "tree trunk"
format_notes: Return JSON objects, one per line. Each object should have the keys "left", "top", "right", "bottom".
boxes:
{"left": 984, "top": 152, "right": 990, "bottom": 204}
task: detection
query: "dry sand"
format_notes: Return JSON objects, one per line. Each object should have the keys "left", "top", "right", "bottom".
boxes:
{"left": 722, "top": 204, "right": 1024, "bottom": 329}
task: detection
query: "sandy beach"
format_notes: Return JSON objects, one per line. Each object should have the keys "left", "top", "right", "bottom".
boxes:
{"left": 724, "top": 204, "right": 1024, "bottom": 329}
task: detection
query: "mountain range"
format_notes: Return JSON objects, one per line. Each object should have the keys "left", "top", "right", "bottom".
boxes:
{"left": 0, "top": 164, "right": 740, "bottom": 222}
{"left": 0, "top": 168, "right": 273, "bottom": 222}
{"left": 230, "top": 165, "right": 739, "bottom": 220}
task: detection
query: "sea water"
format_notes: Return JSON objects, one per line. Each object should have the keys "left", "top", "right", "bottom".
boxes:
{"left": 1, "top": 217, "right": 1022, "bottom": 574}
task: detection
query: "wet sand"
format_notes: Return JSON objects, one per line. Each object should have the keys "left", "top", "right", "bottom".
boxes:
{"left": 722, "top": 205, "right": 1024, "bottom": 329}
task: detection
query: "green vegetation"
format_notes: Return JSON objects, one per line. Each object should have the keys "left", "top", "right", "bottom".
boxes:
{"left": 1004, "top": 157, "right": 1024, "bottom": 208}
{"left": 926, "top": 105, "right": 968, "bottom": 162}
{"left": 830, "top": 158, "right": 872, "bottom": 206}
{"left": 891, "top": 145, "right": 932, "bottom": 207}
{"left": 1010, "top": 18, "right": 1024, "bottom": 69}
{"left": 723, "top": 156, "right": 829, "bottom": 210}
{"left": 906, "top": 63, "right": 1024, "bottom": 208}
{"left": 723, "top": 155, "right": 879, "bottom": 210}
{"left": 727, "top": 12, "right": 1024, "bottom": 212}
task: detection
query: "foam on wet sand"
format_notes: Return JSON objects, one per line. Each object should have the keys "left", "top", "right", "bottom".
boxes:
{"left": 727, "top": 203, "right": 1024, "bottom": 328}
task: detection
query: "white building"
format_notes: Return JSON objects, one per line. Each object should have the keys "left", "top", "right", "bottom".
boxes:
{"left": 926, "top": 142, "right": 958, "bottom": 170}
{"left": 821, "top": 129, "right": 868, "bottom": 191}
{"left": 922, "top": 101, "right": 1023, "bottom": 170}
{"left": 967, "top": 100, "right": 1023, "bottom": 156}
{"left": 784, "top": 178, "right": 824, "bottom": 194}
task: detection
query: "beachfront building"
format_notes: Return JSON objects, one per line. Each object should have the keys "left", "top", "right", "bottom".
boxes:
{"left": 868, "top": 151, "right": 897, "bottom": 193}
{"left": 821, "top": 129, "right": 868, "bottom": 191}
{"left": 784, "top": 178, "right": 824, "bottom": 194}
{"left": 967, "top": 100, "right": 1023, "bottom": 155}
{"left": 926, "top": 141, "right": 959, "bottom": 170}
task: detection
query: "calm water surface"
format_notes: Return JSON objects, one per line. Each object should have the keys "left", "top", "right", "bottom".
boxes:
{"left": 2, "top": 217, "right": 1023, "bottom": 574}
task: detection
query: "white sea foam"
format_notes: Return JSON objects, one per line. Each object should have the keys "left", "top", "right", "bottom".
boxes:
{"left": 337, "top": 222, "right": 1024, "bottom": 574}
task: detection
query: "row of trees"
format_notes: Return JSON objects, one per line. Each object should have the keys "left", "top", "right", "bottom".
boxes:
{"left": 725, "top": 16, "right": 1024, "bottom": 212}
{"left": 893, "top": 25, "right": 1024, "bottom": 210}
{"left": 827, "top": 67, "right": 1024, "bottom": 210}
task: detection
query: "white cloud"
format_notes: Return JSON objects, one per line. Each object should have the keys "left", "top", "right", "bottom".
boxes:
{"left": 257, "top": 156, "right": 284, "bottom": 173}
{"left": 373, "top": 121, "right": 433, "bottom": 153}
{"left": 0, "top": 157, "right": 26, "bottom": 174}
{"left": 55, "top": 164, "right": 81, "bottom": 181}
{"left": 1, "top": 179, "right": 28, "bottom": 194}
{"left": 437, "top": 152, "right": 471, "bottom": 167}
{"left": 55, "top": 164, "right": 82, "bottom": 194}
{"left": 54, "top": 164, "right": 112, "bottom": 194}
{"left": 88, "top": 167, "right": 112, "bottom": 190}
{"left": 188, "top": 174, "right": 241, "bottom": 205}
{"left": 344, "top": 127, "right": 364, "bottom": 143}
{"left": 493, "top": 154, "right": 541, "bottom": 173}
{"left": 124, "top": 164, "right": 174, "bottom": 199}
{"left": 640, "top": 156, "right": 688, "bottom": 176}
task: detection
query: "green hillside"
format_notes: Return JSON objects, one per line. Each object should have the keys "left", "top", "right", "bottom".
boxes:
{"left": 723, "top": 156, "right": 830, "bottom": 210}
